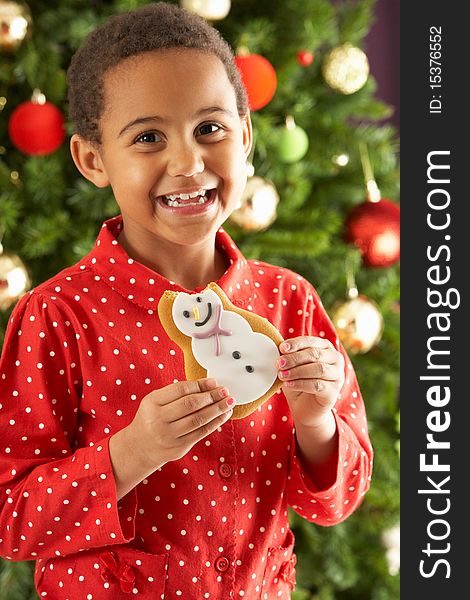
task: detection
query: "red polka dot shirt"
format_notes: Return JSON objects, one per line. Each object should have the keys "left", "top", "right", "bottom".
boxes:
{"left": 0, "top": 216, "right": 373, "bottom": 599}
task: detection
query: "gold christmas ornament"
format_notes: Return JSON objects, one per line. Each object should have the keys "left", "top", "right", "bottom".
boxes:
{"left": 0, "top": 241, "right": 31, "bottom": 310}
{"left": 180, "top": 0, "right": 231, "bottom": 20}
{"left": 322, "top": 43, "right": 369, "bottom": 94}
{"left": 0, "top": 0, "right": 32, "bottom": 52}
{"left": 331, "top": 288, "right": 383, "bottom": 354}
{"left": 229, "top": 173, "right": 279, "bottom": 232}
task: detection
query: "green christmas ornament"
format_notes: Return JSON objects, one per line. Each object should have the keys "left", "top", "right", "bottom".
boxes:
{"left": 276, "top": 116, "right": 309, "bottom": 163}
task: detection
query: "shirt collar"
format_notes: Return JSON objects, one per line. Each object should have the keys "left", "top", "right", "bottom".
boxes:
{"left": 82, "top": 215, "right": 254, "bottom": 309}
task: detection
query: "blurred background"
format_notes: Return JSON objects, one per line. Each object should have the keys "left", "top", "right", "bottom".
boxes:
{"left": 365, "top": 0, "right": 399, "bottom": 130}
{"left": 0, "top": 0, "right": 400, "bottom": 598}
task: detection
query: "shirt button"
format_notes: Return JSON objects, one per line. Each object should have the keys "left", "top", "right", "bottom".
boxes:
{"left": 214, "top": 556, "right": 230, "bottom": 572}
{"left": 218, "top": 463, "right": 232, "bottom": 479}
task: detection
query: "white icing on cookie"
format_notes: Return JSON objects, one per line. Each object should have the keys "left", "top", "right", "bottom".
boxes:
{"left": 172, "top": 289, "right": 279, "bottom": 405}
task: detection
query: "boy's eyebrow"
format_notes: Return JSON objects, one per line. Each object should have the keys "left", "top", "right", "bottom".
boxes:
{"left": 118, "top": 106, "right": 236, "bottom": 138}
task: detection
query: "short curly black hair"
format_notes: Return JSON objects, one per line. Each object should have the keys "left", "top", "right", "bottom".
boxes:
{"left": 67, "top": 1, "right": 248, "bottom": 145}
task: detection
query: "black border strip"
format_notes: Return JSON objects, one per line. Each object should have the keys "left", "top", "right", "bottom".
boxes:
{"left": 401, "top": 3, "right": 467, "bottom": 596}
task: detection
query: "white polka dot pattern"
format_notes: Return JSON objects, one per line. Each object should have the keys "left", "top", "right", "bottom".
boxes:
{"left": 0, "top": 215, "right": 372, "bottom": 599}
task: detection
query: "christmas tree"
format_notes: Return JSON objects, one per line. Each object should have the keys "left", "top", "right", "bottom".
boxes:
{"left": 0, "top": 0, "right": 399, "bottom": 598}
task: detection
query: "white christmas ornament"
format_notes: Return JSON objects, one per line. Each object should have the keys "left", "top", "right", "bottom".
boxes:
{"left": 172, "top": 288, "right": 279, "bottom": 404}
{"left": 180, "top": 0, "right": 231, "bottom": 20}
{"left": 381, "top": 524, "right": 400, "bottom": 576}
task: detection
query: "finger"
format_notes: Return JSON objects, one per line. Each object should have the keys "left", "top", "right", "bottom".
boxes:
{"left": 283, "top": 378, "right": 340, "bottom": 399}
{"left": 278, "top": 347, "right": 340, "bottom": 370}
{"left": 157, "top": 378, "right": 219, "bottom": 406}
{"left": 280, "top": 336, "right": 333, "bottom": 355}
{"left": 174, "top": 396, "right": 235, "bottom": 438}
{"left": 176, "top": 408, "right": 234, "bottom": 448}
{"left": 166, "top": 385, "right": 232, "bottom": 423}
{"left": 279, "top": 361, "right": 340, "bottom": 383}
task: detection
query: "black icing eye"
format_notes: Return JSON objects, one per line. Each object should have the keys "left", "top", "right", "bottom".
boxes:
{"left": 245, "top": 365, "right": 254, "bottom": 373}
{"left": 197, "top": 296, "right": 203, "bottom": 303}
{"left": 183, "top": 310, "right": 190, "bottom": 318}
{"left": 232, "top": 351, "right": 241, "bottom": 359}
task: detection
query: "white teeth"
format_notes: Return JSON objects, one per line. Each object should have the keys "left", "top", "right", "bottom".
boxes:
{"left": 164, "top": 189, "right": 212, "bottom": 207}
{"left": 165, "top": 189, "right": 208, "bottom": 201}
{"left": 168, "top": 199, "right": 205, "bottom": 207}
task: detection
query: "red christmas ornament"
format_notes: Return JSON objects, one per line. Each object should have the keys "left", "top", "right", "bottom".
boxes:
{"left": 8, "top": 96, "right": 65, "bottom": 156}
{"left": 235, "top": 52, "right": 277, "bottom": 111}
{"left": 345, "top": 198, "right": 400, "bottom": 267}
{"left": 296, "top": 50, "right": 314, "bottom": 66}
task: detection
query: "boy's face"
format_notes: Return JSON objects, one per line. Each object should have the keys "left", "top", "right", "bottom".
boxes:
{"left": 72, "top": 48, "right": 252, "bottom": 250}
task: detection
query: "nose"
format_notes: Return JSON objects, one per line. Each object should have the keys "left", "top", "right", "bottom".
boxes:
{"left": 166, "top": 141, "right": 205, "bottom": 178}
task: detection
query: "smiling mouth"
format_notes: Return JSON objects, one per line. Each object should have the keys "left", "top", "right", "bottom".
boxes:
{"left": 195, "top": 303, "right": 212, "bottom": 326}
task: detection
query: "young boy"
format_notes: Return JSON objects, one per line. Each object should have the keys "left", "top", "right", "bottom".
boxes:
{"left": 0, "top": 3, "right": 373, "bottom": 598}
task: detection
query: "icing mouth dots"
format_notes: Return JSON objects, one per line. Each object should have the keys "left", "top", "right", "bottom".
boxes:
{"left": 171, "top": 288, "right": 280, "bottom": 405}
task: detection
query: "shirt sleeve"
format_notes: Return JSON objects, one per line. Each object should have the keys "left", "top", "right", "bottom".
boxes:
{"left": 286, "top": 283, "right": 374, "bottom": 525}
{"left": 0, "top": 292, "right": 137, "bottom": 561}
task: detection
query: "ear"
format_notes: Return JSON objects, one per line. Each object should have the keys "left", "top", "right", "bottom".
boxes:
{"left": 240, "top": 112, "right": 253, "bottom": 159}
{"left": 70, "top": 134, "right": 110, "bottom": 188}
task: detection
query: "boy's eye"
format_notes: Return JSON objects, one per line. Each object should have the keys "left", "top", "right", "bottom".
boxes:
{"left": 197, "top": 123, "right": 221, "bottom": 136}
{"left": 135, "top": 132, "right": 161, "bottom": 144}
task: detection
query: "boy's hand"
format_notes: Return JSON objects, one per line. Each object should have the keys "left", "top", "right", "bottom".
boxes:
{"left": 127, "top": 379, "right": 234, "bottom": 471}
{"left": 278, "top": 336, "right": 345, "bottom": 428}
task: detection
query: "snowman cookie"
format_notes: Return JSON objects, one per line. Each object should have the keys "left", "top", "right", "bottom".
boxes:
{"left": 157, "top": 283, "right": 284, "bottom": 419}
